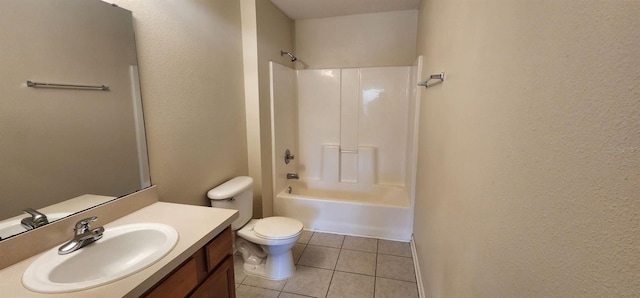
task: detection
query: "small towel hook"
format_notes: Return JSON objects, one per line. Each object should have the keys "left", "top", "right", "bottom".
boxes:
{"left": 418, "top": 72, "right": 445, "bottom": 88}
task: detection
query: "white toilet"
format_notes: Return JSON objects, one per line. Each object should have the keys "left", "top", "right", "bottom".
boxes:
{"left": 208, "top": 176, "right": 303, "bottom": 280}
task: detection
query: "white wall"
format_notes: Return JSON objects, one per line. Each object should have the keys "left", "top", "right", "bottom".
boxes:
{"left": 110, "top": 0, "right": 248, "bottom": 206}
{"left": 295, "top": 10, "right": 418, "bottom": 69}
{"left": 413, "top": 0, "right": 640, "bottom": 297}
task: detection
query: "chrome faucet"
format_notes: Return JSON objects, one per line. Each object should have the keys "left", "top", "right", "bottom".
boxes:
{"left": 58, "top": 217, "right": 104, "bottom": 255}
{"left": 21, "top": 208, "right": 49, "bottom": 230}
{"left": 286, "top": 173, "right": 299, "bottom": 180}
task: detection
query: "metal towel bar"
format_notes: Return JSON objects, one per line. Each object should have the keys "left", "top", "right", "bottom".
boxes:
{"left": 26, "top": 80, "right": 109, "bottom": 91}
{"left": 417, "top": 72, "right": 445, "bottom": 88}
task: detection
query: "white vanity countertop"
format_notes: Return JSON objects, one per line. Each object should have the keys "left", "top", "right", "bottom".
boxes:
{"left": 0, "top": 202, "right": 238, "bottom": 297}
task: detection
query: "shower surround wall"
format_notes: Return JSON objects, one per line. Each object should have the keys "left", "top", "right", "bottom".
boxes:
{"left": 271, "top": 62, "right": 420, "bottom": 240}
{"left": 298, "top": 67, "right": 411, "bottom": 190}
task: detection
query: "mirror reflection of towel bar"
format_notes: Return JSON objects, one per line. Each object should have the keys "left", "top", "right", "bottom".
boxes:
{"left": 26, "top": 80, "right": 109, "bottom": 91}
{"left": 417, "top": 72, "right": 445, "bottom": 88}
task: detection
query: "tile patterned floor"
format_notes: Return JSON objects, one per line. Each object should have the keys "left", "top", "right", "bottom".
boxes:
{"left": 234, "top": 231, "right": 419, "bottom": 298}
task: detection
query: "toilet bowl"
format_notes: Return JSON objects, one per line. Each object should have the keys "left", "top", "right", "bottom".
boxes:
{"left": 208, "top": 176, "right": 303, "bottom": 280}
{"left": 236, "top": 217, "right": 302, "bottom": 279}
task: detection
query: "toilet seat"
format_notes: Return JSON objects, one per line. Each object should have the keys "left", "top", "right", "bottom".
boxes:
{"left": 254, "top": 217, "right": 303, "bottom": 240}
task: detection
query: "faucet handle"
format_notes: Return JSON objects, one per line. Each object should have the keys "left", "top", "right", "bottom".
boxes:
{"left": 24, "top": 208, "right": 47, "bottom": 221}
{"left": 74, "top": 216, "right": 97, "bottom": 234}
{"left": 284, "top": 149, "right": 295, "bottom": 164}
{"left": 21, "top": 208, "right": 49, "bottom": 229}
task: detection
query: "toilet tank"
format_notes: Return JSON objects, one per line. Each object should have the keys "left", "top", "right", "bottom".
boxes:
{"left": 207, "top": 176, "right": 253, "bottom": 230}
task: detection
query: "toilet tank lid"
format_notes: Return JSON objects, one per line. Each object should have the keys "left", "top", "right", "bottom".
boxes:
{"left": 208, "top": 176, "right": 253, "bottom": 200}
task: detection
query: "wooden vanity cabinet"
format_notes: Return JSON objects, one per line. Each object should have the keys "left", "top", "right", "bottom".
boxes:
{"left": 143, "top": 227, "right": 235, "bottom": 298}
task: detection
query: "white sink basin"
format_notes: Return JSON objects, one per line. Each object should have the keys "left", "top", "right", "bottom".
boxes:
{"left": 22, "top": 223, "right": 179, "bottom": 293}
{"left": 0, "top": 212, "right": 72, "bottom": 239}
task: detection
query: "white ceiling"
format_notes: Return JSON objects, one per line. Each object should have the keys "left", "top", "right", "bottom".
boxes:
{"left": 269, "top": 0, "right": 421, "bottom": 20}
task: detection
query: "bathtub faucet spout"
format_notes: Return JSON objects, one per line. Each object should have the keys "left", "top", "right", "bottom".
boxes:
{"left": 286, "top": 173, "right": 299, "bottom": 180}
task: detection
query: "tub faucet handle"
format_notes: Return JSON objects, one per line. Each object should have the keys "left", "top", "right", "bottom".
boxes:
{"left": 284, "top": 149, "right": 295, "bottom": 164}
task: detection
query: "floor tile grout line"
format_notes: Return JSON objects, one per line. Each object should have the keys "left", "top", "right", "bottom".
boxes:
{"left": 284, "top": 289, "right": 317, "bottom": 298}
{"left": 377, "top": 252, "right": 413, "bottom": 258}
{"left": 326, "top": 265, "right": 337, "bottom": 298}
{"left": 297, "top": 264, "right": 337, "bottom": 271}
{"left": 373, "top": 239, "right": 379, "bottom": 298}
{"left": 295, "top": 242, "right": 309, "bottom": 265}
{"left": 305, "top": 243, "right": 343, "bottom": 249}
{"left": 308, "top": 232, "right": 345, "bottom": 249}
{"left": 376, "top": 252, "right": 418, "bottom": 283}
{"left": 339, "top": 247, "right": 378, "bottom": 254}
{"left": 336, "top": 249, "right": 343, "bottom": 273}
{"left": 333, "top": 268, "right": 377, "bottom": 277}
{"left": 279, "top": 290, "right": 315, "bottom": 298}
{"left": 375, "top": 238, "right": 379, "bottom": 254}
{"left": 376, "top": 276, "right": 419, "bottom": 283}
{"left": 296, "top": 231, "right": 314, "bottom": 246}
{"left": 335, "top": 247, "right": 377, "bottom": 276}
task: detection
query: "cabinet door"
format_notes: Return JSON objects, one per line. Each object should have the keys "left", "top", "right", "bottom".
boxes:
{"left": 144, "top": 257, "right": 199, "bottom": 298}
{"left": 190, "top": 256, "right": 235, "bottom": 298}
{"left": 206, "top": 227, "right": 233, "bottom": 273}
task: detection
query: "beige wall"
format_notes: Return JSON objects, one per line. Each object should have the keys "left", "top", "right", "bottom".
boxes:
{"left": 240, "top": 0, "right": 262, "bottom": 217}
{"left": 0, "top": 0, "right": 141, "bottom": 219}
{"left": 413, "top": 0, "right": 640, "bottom": 297}
{"left": 242, "top": 0, "right": 295, "bottom": 217}
{"left": 295, "top": 10, "right": 418, "bottom": 69}
{"left": 111, "top": 0, "right": 248, "bottom": 206}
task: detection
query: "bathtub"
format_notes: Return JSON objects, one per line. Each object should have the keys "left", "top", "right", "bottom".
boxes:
{"left": 274, "top": 182, "right": 413, "bottom": 241}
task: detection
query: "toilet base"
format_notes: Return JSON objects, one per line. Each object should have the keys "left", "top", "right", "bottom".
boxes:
{"left": 242, "top": 250, "right": 296, "bottom": 281}
{"left": 234, "top": 218, "right": 302, "bottom": 281}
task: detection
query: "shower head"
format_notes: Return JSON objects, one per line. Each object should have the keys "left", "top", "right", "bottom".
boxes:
{"left": 281, "top": 50, "right": 297, "bottom": 62}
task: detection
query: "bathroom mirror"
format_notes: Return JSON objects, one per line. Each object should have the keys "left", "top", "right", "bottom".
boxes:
{"left": 0, "top": 0, "right": 150, "bottom": 240}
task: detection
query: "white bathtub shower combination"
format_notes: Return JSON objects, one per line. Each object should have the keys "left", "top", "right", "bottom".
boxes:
{"left": 270, "top": 58, "right": 422, "bottom": 241}
{"left": 276, "top": 181, "right": 412, "bottom": 240}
